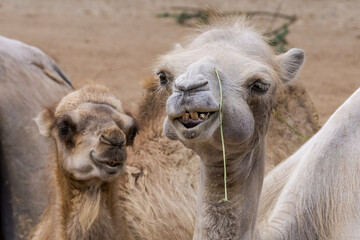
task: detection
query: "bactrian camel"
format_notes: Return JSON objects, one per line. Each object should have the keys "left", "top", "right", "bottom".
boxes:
{"left": 0, "top": 36, "right": 72, "bottom": 240}
{"left": 1, "top": 27, "right": 319, "bottom": 238}
{"left": 29, "top": 85, "right": 138, "bottom": 240}
{"left": 257, "top": 87, "right": 360, "bottom": 239}
{"left": 162, "top": 18, "right": 305, "bottom": 239}
{"left": 160, "top": 19, "right": 359, "bottom": 239}
{"left": 120, "top": 19, "right": 319, "bottom": 239}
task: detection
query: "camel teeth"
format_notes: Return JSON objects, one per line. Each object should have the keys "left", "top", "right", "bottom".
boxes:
{"left": 182, "top": 113, "right": 189, "bottom": 121}
{"left": 200, "top": 113, "right": 206, "bottom": 120}
{"left": 190, "top": 111, "right": 199, "bottom": 120}
{"left": 206, "top": 112, "right": 210, "bottom": 117}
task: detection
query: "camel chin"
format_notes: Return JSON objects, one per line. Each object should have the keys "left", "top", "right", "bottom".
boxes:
{"left": 59, "top": 137, "right": 126, "bottom": 182}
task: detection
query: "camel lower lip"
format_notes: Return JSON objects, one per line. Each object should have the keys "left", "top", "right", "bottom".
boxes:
{"left": 180, "top": 119, "right": 204, "bottom": 128}
{"left": 90, "top": 150, "right": 123, "bottom": 173}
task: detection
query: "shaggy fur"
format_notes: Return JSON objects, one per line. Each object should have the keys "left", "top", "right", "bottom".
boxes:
{"left": 29, "top": 156, "right": 130, "bottom": 240}
{"left": 139, "top": 17, "right": 359, "bottom": 240}
{"left": 29, "top": 85, "right": 135, "bottom": 240}
{"left": 120, "top": 18, "right": 319, "bottom": 239}
{"left": 0, "top": 36, "right": 72, "bottom": 239}
{"left": 259, "top": 88, "right": 360, "bottom": 239}
{"left": 55, "top": 85, "right": 124, "bottom": 117}
{"left": 160, "top": 16, "right": 305, "bottom": 239}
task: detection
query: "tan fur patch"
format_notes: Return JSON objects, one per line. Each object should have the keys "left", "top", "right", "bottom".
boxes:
{"left": 78, "top": 190, "right": 102, "bottom": 234}
{"left": 55, "top": 85, "right": 124, "bottom": 116}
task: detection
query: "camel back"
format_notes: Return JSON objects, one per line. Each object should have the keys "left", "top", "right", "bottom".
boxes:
{"left": 0, "top": 36, "right": 72, "bottom": 240}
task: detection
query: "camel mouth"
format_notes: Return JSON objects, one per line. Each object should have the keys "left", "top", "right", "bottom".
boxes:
{"left": 103, "top": 161, "right": 123, "bottom": 168}
{"left": 176, "top": 111, "right": 215, "bottom": 129}
{"left": 90, "top": 150, "right": 124, "bottom": 174}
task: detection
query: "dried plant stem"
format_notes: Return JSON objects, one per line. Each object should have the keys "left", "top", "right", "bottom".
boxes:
{"left": 214, "top": 67, "right": 228, "bottom": 202}
{"left": 272, "top": 110, "right": 309, "bottom": 140}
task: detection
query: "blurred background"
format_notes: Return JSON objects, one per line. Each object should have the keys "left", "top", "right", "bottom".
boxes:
{"left": 0, "top": 0, "right": 359, "bottom": 123}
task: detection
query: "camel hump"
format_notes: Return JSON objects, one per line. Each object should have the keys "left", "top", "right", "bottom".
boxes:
{"left": 0, "top": 36, "right": 72, "bottom": 239}
{"left": 266, "top": 83, "right": 321, "bottom": 171}
{"left": 0, "top": 35, "right": 72, "bottom": 87}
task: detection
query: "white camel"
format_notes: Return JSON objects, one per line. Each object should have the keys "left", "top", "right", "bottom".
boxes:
{"left": 161, "top": 18, "right": 360, "bottom": 239}
{"left": 120, "top": 18, "right": 321, "bottom": 240}
{"left": 258, "top": 87, "right": 360, "bottom": 239}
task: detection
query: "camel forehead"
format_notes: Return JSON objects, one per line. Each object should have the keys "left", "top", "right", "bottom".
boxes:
{"left": 74, "top": 102, "right": 118, "bottom": 116}
{"left": 64, "top": 102, "right": 122, "bottom": 128}
{"left": 157, "top": 29, "right": 276, "bottom": 80}
{"left": 65, "top": 102, "right": 134, "bottom": 132}
{"left": 166, "top": 26, "right": 270, "bottom": 58}
{"left": 55, "top": 85, "right": 123, "bottom": 117}
{"left": 190, "top": 28, "right": 271, "bottom": 56}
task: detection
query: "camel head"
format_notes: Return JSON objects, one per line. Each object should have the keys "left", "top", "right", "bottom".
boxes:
{"left": 35, "top": 85, "right": 138, "bottom": 182}
{"left": 160, "top": 22, "right": 305, "bottom": 153}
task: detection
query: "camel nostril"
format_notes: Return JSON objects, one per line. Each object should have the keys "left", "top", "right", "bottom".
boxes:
{"left": 100, "top": 135, "right": 125, "bottom": 147}
{"left": 100, "top": 135, "right": 112, "bottom": 145}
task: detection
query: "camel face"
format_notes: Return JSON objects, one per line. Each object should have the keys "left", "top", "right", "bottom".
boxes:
{"left": 35, "top": 86, "right": 138, "bottom": 182}
{"left": 161, "top": 25, "right": 305, "bottom": 152}
{"left": 162, "top": 52, "right": 278, "bottom": 150}
{"left": 56, "top": 102, "right": 135, "bottom": 181}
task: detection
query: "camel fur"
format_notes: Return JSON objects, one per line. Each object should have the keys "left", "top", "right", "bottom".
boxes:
{"left": 29, "top": 85, "right": 137, "bottom": 240}
{"left": 0, "top": 36, "right": 72, "bottom": 239}
{"left": 120, "top": 18, "right": 319, "bottom": 239}
{"left": 159, "top": 18, "right": 360, "bottom": 239}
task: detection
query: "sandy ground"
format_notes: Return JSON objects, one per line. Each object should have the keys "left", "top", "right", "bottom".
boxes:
{"left": 0, "top": 0, "right": 359, "bottom": 123}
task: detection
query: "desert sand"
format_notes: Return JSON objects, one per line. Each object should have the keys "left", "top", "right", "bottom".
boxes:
{"left": 0, "top": 0, "right": 359, "bottom": 124}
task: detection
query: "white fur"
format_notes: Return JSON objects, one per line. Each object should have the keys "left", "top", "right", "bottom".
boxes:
{"left": 259, "top": 87, "right": 360, "bottom": 239}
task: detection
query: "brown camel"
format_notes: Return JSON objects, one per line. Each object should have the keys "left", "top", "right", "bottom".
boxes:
{"left": 0, "top": 36, "right": 72, "bottom": 240}
{"left": 29, "top": 85, "right": 137, "bottom": 240}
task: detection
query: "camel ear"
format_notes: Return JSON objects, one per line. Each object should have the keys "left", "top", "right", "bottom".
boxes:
{"left": 122, "top": 112, "right": 139, "bottom": 146}
{"left": 126, "top": 122, "right": 138, "bottom": 146}
{"left": 34, "top": 109, "right": 55, "bottom": 137}
{"left": 277, "top": 48, "right": 305, "bottom": 83}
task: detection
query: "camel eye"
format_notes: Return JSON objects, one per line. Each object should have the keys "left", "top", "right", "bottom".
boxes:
{"left": 57, "top": 116, "right": 75, "bottom": 138}
{"left": 249, "top": 80, "right": 270, "bottom": 95}
{"left": 58, "top": 122, "right": 70, "bottom": 136}
{"left": 157, "top": 71, "right": 168, "bottom": 85}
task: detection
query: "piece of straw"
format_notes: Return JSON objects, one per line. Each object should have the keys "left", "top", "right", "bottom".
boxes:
{"left": 214, "top": 68, "right": 228, "bottom": 202}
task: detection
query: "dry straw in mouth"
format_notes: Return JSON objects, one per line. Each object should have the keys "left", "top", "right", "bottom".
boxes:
{"left": 214, "top": 67, "right": 228, "bottom": 202}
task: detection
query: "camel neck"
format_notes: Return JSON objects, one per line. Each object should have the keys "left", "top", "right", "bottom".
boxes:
{"left": 47, "top": 166, "right": 119, "bottom": 240}
{"left": 193, "top": 141, "right": 265, "bottom": 240}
